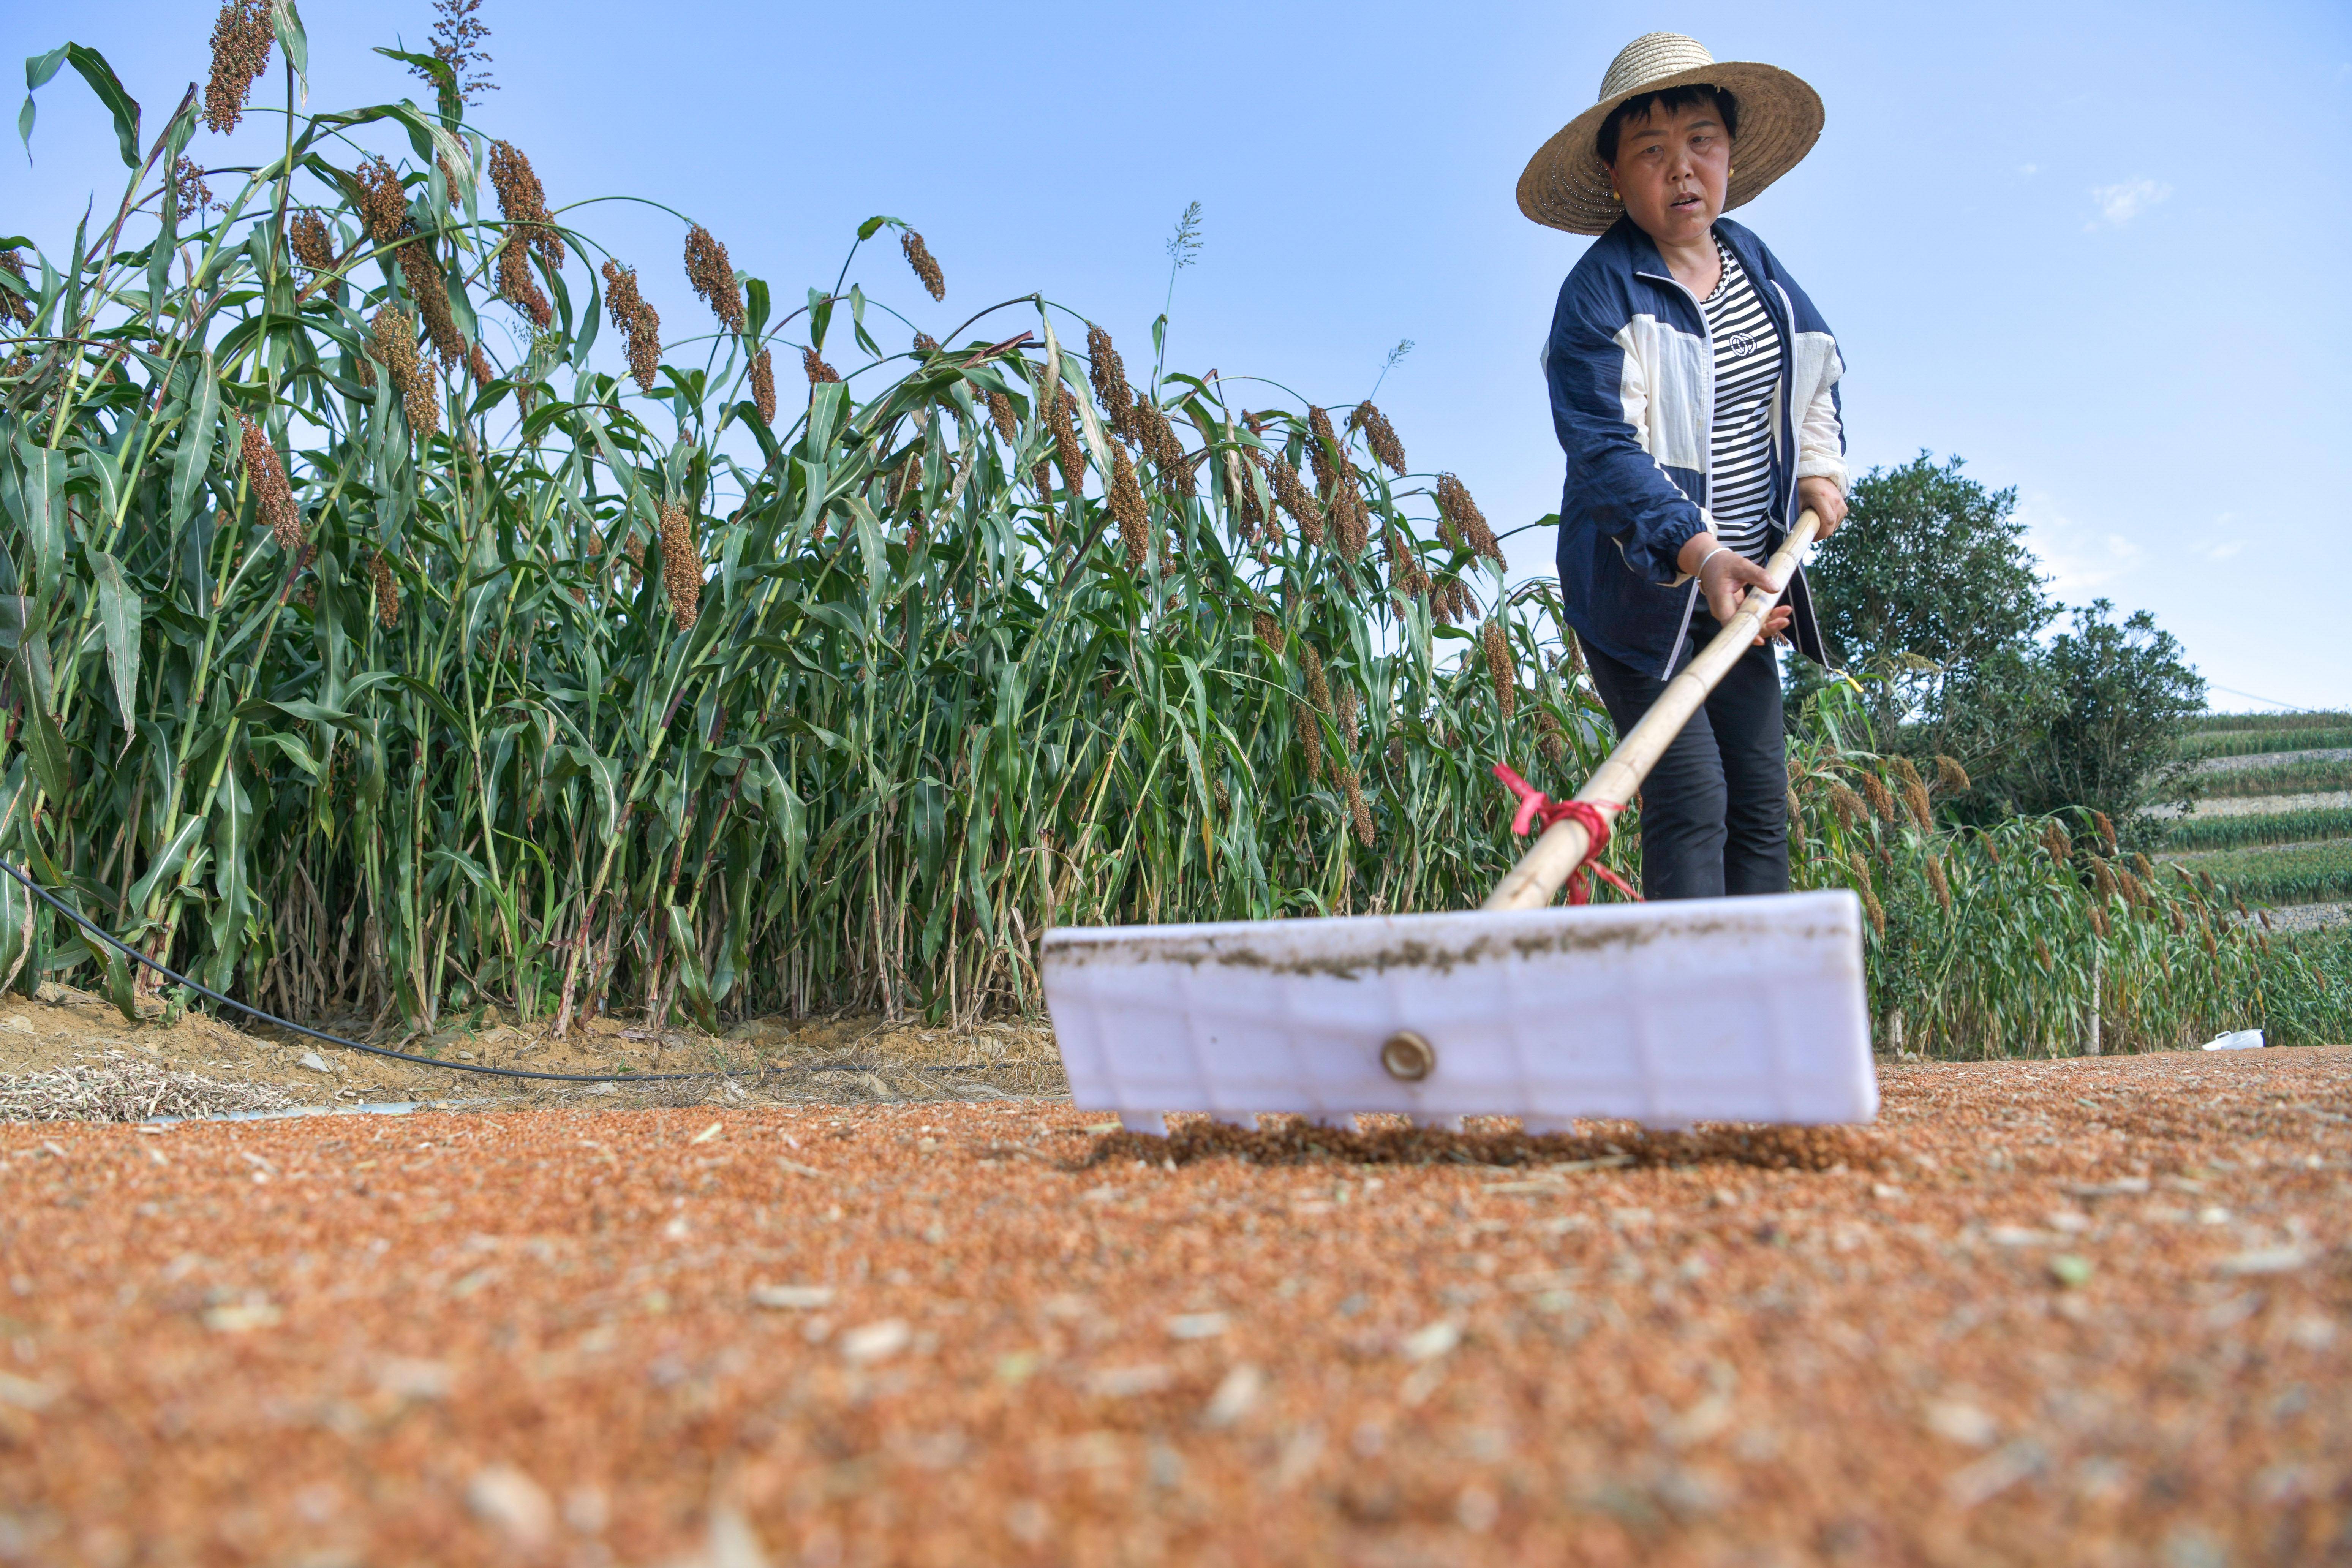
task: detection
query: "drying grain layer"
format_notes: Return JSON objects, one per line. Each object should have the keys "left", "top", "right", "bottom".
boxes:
{"left": 3, "top": 1051, "right": 2348, "bottom": 1566}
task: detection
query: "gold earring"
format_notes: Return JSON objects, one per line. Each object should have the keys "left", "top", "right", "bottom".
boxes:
{"left": 1610, "top": 188, "right": 1622, "bottom": 202}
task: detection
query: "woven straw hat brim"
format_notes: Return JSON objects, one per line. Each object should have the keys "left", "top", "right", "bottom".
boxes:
{"left": 1517, "top": 58, "right": 1824, "bottom": 236}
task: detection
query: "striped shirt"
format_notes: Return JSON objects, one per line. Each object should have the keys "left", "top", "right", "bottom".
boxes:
{"left": 1700, "top": 238, "right": 1782, "bottom": 563}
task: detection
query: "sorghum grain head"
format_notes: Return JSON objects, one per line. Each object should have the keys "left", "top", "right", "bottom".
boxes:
{"left": 1435, "top": 473, "right": 1502, "bottom": 561}
{"left": 1301, "top": 645, "right": 1331, "bottom": 714}
{"left": 1829, "top": 781, "right": 1864, "bottom": 831}
{"left": 1130, "top": 397, "right": 1184, "bottom": 473}
{"left": 987, "top": 390, "right": 1017, "bottom": 445}
{"left": 357, "top": 157, "right": 409, "bottom": 244}
{"left": 1271, "top": 457, "right": 1324, "bottom": 546}
{"left": 601, "top": 259, "right": 642, "bottom": 330}
{"left": 369, "top": 303, "right": 439, "bottom": 435}
{"left": 1337, "top": 688, "right": 1361, "bottom": 747}
{"left": 2087, "top": 904, "right": 2108, "bottom": 939}
{"left": 750, "top": 348, "right": 776, "bottom": 424}
{"left": 1306, "top": 406, "right": 1339, "bottom": 492}
{"left": 659, "top": 499, "right": 700, "bottom": 630}
{"left": 1350, "top": 402, "right": 1407, "bottom": 474}
{"left": 290, "top": 210, "right": 333, "bottom": 272}
{"left": 1236, "top": 453, "right": 1268, "bottom": 538}
{"left": 1293, "top": 700, "right": 1323, "bottom": 782}
{"left": 1085, "top": 325, "right": 1132, "bottom": 425}
{"left": 1109, "top": 446, "right": 1149, "bottom": 570}
{"left": 496, "top": 235, "right": 552, "bottom": 329}
{"left": 1888, "top": 754, "right": 1924, "bottom": 790}
{"left": 1902, "top": 778, "right": 1933, "bottom": 831}
{"left": 237, "top": 414, "right": 301, "bottom": 552}
{"left": 1786, "top": 786, "right": 1803, "bottom": 827}
{"left": 1925, "top": 854, "right": 1952, "bottom": 912}
{"left": 371, "top": 550, "right": 401, "bottom": 627}
{"left": 887, "top": 443, "right": 925, "bottom": 509}
{"left": 911, "top": 331, "right": 940, "bottom": 356}
{"left": 1046, "top": 386, "right": 1085, "bottom": 492}
{"left": 1341, "top": 767, "right": 1374, "bottom": 847}
{"left": 2095, "top": 812, "right": 2119, "bottom": 854}
{"left": 1860, "top": 772, "right": 1894, "bottom": 823}
{"left": 0, "top": 251, "right": 28, "bottom": 327}
{"left": 467, "top": 342, "right": 493, "bottom": 387}
{"left": 1331, "top": 480, "right": 1370, "bottom": 561}
{"left": 1252, "top": 611, "right": 1285, "bottom": 654}
{"left": 2091, "top": 856, "right": 2119, "bottom": 901}
{"left": 801, "top": 345, "right": 841, "bottom": 386}
{"left": 1482, "top": 620, "right": 1516, "bottom": 720}
{"left": 600, "top": 261, "right": 662, "bottom": 393}
{"left": 169, "top": 158, "right": 214, "bottom": 223}
{"left": 901, "top": 229, "right": 946, "bottom": 301}
{"left": 1159, "top": 452, "right": 1198, "bottom": 503}
{"left": 1935, "top": 754, "right": 1971, "bottom": 795}
{"left": 204, "top": 0, "right": 274, "bottom": 136}
{"left": 684, "top": 224, "right": 744, "bottom": 332}
{"left": 2131, "top": 852, "right": 2155, "bottom": 882}
{"left": 1534, "top": 710, "right": 1567, "bottom": 766}
{"left": 397, "top": 239, "right": 465, "bottom": 364}
{"left": 486, "top": 140, "right": 564, "bottom": 266}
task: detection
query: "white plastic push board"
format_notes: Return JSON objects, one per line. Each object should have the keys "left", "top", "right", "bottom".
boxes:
{"left": 1043, "top": 890, "right": 1876, "bottom": 1135}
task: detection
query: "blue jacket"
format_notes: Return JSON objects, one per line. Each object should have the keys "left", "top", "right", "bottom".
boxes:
{"left": 1546, "top": 215, "right": 1847, "bottom": 676}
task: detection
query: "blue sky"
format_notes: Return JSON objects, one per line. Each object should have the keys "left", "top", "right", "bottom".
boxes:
{"left": 9, "top": 0, "right": 2349, "bottom": 709}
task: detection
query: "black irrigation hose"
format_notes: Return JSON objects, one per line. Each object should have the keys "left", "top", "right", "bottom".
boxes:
{"left": 0, "top": 861, "right": 734, "bottom": 1084}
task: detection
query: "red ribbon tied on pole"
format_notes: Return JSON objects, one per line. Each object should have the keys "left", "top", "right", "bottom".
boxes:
{"left": 1491, "top": 764, "right": 1642, "bottom": 906}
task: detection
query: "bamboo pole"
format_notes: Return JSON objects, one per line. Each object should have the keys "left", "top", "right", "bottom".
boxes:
{"left": 1483, "top": 511, "right": 1824, "bottom": 912}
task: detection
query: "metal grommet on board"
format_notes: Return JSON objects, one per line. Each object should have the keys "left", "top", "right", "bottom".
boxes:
{"left": 1380, "top": 1031, "right": 1436, "bottom": 1081}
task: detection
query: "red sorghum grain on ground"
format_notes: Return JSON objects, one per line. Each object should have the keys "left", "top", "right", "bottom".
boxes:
{"left": 2, "top": 1048, "right": 2345, "bottom": 1566}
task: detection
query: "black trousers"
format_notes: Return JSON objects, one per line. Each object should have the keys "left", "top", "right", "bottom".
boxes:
{"left": 1580, "top": 619, "right": 1789, "bottom": 901}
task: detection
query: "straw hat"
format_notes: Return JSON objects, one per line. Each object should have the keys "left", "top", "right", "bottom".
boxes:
{"left": 1517, "top": 32, "right": 1823, "bottom": 236}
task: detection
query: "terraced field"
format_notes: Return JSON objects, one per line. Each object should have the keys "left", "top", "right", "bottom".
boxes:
{"left": 2165, "top": 714, "right": 2352, "bottom": 932}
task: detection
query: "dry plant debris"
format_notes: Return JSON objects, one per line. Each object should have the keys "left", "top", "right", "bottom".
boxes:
{"left": 0, "top": 1051, "right": 294, "bottom": 1124}
{"left": 0, "top": 1047, "right": 2345, "bottom": 1565}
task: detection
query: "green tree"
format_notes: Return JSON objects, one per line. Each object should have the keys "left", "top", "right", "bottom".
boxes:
{"left": 1989, "top": 600, "right": 2206, "bottom": 830}
{"left": 1801, "top": 455, "right": 2204, "bottom": 830}
{"left": 1810, "top": 452, "right": 2053, "bottom": 675}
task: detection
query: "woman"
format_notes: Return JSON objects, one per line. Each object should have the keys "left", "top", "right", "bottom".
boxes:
{"left": 1518, "top": 32, "right": 1849, "bottom": 901}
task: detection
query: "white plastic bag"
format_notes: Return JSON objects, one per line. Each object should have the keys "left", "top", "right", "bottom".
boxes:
{"left": 2203, "top": 1029, "right": 2265, "bottom": 1051}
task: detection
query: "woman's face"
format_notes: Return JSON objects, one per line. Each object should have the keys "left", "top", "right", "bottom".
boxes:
{"left": 1605, "top": 99, "right": 1731, "bottom": 249}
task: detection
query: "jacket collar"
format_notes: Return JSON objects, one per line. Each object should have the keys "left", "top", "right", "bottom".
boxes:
{"left": 1604, "top": 212, "right": 1771, "bottom": 292}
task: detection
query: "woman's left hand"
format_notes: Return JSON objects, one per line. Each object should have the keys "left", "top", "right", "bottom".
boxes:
{"left": 1796, "top": 475, "right": 1847, "bottom": 540}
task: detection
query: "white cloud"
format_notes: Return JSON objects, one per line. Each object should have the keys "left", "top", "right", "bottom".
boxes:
{"left": 2017, "top": 495, "right": 2144, "bottom": 597}
{"left": 2088, "top": 178, "right": 2171, "bottom": 227}
{"left": 2018, "top": 163, "right": 2039, "bottom": 177}
{"left": 2192, "top": 513, "right": 2246, "bottom": 562}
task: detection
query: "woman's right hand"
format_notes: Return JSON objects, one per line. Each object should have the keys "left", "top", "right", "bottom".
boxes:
{"left": 1699, "top": 548, "right": 1792, "bottom": 645}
